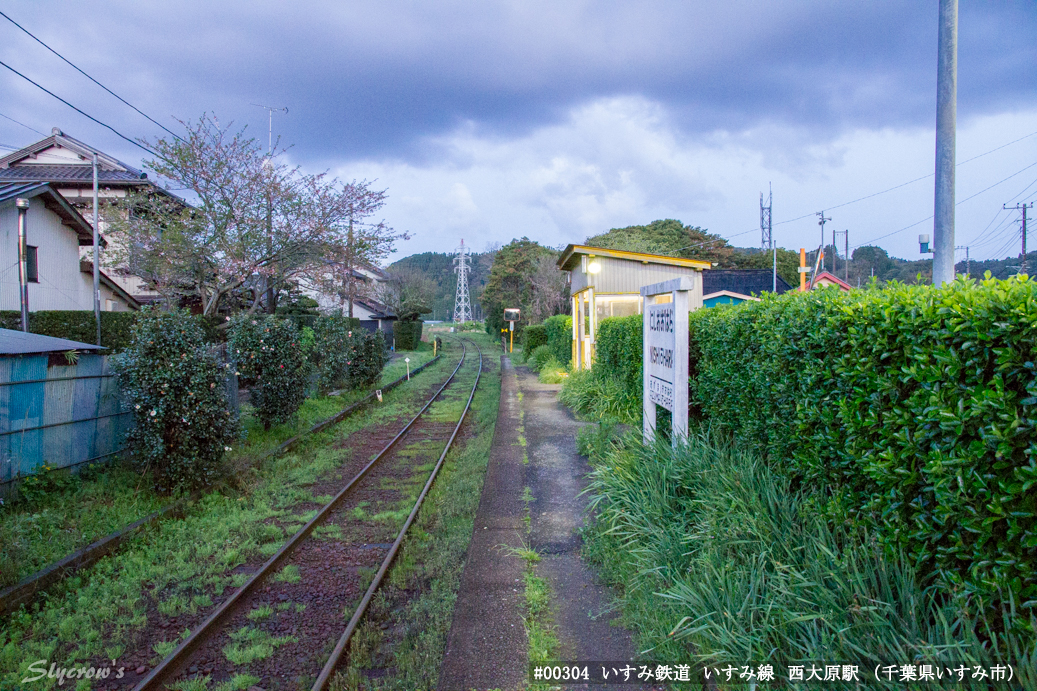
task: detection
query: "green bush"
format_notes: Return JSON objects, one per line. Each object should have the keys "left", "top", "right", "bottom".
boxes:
{"left": 527, "top": 345, "right": 555, "bottom": 372}
{"left": 543, "top": 314, "right": 572, "bottom": 365}
{"left": 112, "top": 308, "right": 237, "bottom": 492}
{"left": 311, "top": 317, "right": 386, "bottom": 395}
{"left": 229, "top": 315, "right": 309, "bottom": 429}
{"left": 523, "top": 324, "right": 548, "bottom": 354}
{"left": 0, "top": 310, "right": 139, "bottom": 351}
{"left": 394, "top": 320, "right": 424, "bottom": 350}
{"left": 581, "top": 276, "right": 1037, "bottom": 620}
{"left": 595, "top": 315, "right": 642, "bottom": 399}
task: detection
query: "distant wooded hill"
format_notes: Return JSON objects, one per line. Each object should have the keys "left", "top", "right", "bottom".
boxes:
{"left": 387, "top": 250, "right": 495, "bottom": 321}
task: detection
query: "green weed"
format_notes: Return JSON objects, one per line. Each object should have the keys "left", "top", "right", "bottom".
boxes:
{"left": 223, "top": 627, "right": 296, "bottom": 665}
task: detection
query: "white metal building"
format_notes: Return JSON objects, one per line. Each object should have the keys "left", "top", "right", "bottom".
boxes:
{"left": 557, "top": 244, "right": 710, "bottom": 369}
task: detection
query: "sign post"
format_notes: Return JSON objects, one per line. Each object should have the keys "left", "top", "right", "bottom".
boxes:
{"left": 641, "top": 277, "right": 691, "bottom": 446}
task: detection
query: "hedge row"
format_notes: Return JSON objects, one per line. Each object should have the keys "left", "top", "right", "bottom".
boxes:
{"left": 592, "top": 277, "right": 1037, "bottom": 615}
{"left": 393, "top": 320, "right": 423, "bottom": 350}
{"left": 543, "top": 314, "right": 572, "bottom": 366}
{"left": 0, "top": 310, "right": 139, "bottom": 351}
{"left": 523, "top": 324, "right": 548, "bottom": 353}
{"left": 595, "top": 314, "right": 642, "bottom": 399}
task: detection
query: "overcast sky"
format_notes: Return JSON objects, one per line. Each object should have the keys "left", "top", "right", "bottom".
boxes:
{"left": 1, "top": 1, "right": 1035, "bottom": 262}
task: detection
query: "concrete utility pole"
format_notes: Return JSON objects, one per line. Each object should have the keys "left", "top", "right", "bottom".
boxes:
{"left": 93, "top": 153, "right": 101, "bottom": 346}
{"left": 816, "top": 211, "right": 831, "bottom": 272}
{"left": 1004, "top": 202, "right": 1033, "bottom": 276}
{"left": 955, "top": 245, "right": 970, "bottom": 278}
{"left": 932, "top": 0, "right": 958, "bottom": 286}
{"left": 834, "top": 229, "right": 849, "bottom": 283}
{"left": 16, "top": 198, "right": 29, "bottom": 331}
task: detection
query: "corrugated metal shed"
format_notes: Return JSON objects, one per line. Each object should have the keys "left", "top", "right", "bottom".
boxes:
{"left": 0, "top": 328, "right": 105, "bottom": 355}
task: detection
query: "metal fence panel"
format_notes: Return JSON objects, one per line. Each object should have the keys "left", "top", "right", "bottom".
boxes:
{"left": 0, "top": 353, "right": 132, "bottom": 486}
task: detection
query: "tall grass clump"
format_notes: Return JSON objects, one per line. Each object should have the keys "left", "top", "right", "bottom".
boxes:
{"left": 583, "top": 431, "right": 1036, "bottom": 684}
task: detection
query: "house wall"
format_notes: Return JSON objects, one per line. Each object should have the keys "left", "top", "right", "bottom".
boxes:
{"left": 0, "top": 200, "right": 131, "bottom": 312}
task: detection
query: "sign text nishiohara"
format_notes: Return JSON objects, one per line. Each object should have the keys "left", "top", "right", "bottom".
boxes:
{"left": 646, "top": 303, "right": 676, "bottom": 412}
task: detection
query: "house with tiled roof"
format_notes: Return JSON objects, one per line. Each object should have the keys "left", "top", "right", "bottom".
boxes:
{"left": 0, "top": 128, "right": 171, "bottom": 302}
{"left": 1, "top": 182, "right": 140, "bottom": 313}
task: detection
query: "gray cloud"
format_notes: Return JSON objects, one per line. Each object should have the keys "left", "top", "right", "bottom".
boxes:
{"left": 1, "top": 1, "right": 1033, "bottom": 166}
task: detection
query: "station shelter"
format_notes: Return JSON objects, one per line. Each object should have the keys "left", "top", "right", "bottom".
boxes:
{"left": 556, "top": 245, "right": 711, "bottom": 369}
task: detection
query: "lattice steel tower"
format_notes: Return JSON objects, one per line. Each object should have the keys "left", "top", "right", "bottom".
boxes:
{"left": 452, "top": 239, "right": 473, "bottom": 323}
{"left": 760, "top": 184, "right": 772, "bottom": 250}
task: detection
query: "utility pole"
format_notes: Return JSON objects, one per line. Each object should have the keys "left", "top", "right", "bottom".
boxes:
{"left": 452, "top": 240, "right": 473, "bottom": 323}
{"left": 816, "top": 211, "right": 831, "bottom": 272}
{"left": 251, "top": 104, "right": 288, "bottom": 313}
{"left": 834, "top": 230, "right": 849, "bottom": 283}
{"left": 955, "top": 245, "right": 970, "bottom": 278}
{"left": 1004, "top": 202, "right": 1032, "bottom": 276}
{"left": 92, "top": 153, "right": 101, "bottom": 345}
{"left": 761, "top": 184, "right": 774, "bottom": 291}
{"left": 932, "top": 0, "right": 957, "bottom": 286}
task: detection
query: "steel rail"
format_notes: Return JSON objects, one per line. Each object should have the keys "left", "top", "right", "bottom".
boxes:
{"left": 312, "top": 339, "right": 483, "bottom": 691}
{"left": 133, "top": 343, "right": 469, "bottom": 691}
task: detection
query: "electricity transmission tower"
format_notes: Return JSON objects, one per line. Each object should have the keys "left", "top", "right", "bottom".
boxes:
{"left": 452, "top": 239, "right": 473, "bottom": 323}
{"left": 761, "top": 185, "right": 775, "bottom": 291}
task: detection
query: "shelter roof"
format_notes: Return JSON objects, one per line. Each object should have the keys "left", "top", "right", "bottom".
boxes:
{"left": 557, "top": 244, "right": 712, "bottom": 271}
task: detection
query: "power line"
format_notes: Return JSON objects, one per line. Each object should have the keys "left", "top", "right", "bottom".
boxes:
{"left": 0, "top": 58, "right": 157, "bottom": 157}
{"left": 0, "top": 110, "right": 45, "bottom": 136}
{"left": 0, "top": 9, "right": 182, "bottom": 142}
{"left": 851, "top": 160, "right": 1037, "bottom": 250}
{"left": 774, "top": 128, "right": 1037, "bottom": 228}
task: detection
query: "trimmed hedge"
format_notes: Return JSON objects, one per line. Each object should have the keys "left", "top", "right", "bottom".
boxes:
{"left": 0, "top": 310, "right": 139, "bottom": 351}
{"left": 523, "top": 324, "right": 548, "bottom": 354}
{"left": 394, "top": 320, "right": 423, "bottom": 350}
{"left": 595, "top": 315, "right": 642, "bottom": 399}
{"left": 543, "top": 314, "right": 572, "bottom": 366}
{"left": 583, "top": 277, "right": 1037, "bottom": 620}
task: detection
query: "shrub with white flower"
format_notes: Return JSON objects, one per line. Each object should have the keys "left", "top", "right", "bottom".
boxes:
{"left": 228, "top": 314, "right": 309, "bottom": 429}
{"left": 112, "top": 307, "right": 238, "bottom": 493}
{"left": 311, "top": 316, "right": 386, "bottom": 395}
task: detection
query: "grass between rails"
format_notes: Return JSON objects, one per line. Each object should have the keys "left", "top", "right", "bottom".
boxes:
{"left": 329, "top": 334, "right": 502, "bottom": 691}
{"left": 0, "top": 347, "right": 436, "bottom": 590}
{"left": 579, "top": 428, "right": 1037, "bottom": 690}
{"left": 0, "top": 347, "right": 461, "bottom": 691}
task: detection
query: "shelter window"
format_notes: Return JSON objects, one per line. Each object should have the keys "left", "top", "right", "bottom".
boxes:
{"left": 595, "top": 294, "right": 640, "bottom": 324}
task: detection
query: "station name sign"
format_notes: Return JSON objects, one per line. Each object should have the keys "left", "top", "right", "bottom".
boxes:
{"left": 641, "top": 276, "right": 693, "bottom": 446}
{"left": 646, "top": 303, "right": 676, "bottom": 411}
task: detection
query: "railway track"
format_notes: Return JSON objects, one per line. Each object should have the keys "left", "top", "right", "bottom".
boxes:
{"left": 133, "top": 338, "right": 483, "bottom": 691}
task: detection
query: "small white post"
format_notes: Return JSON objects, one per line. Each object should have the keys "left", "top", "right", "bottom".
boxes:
{"left": 405, "top": 357, "right": 411, "bottom": 380}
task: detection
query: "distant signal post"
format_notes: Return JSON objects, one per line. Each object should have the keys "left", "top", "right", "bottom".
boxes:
{"left": 504, "top": 308, "right": 520, "bottom": 353}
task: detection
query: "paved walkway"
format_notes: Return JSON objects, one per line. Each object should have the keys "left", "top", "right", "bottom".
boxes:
{"left": 439, "top": 359, "right": 643, "bottom": 691}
